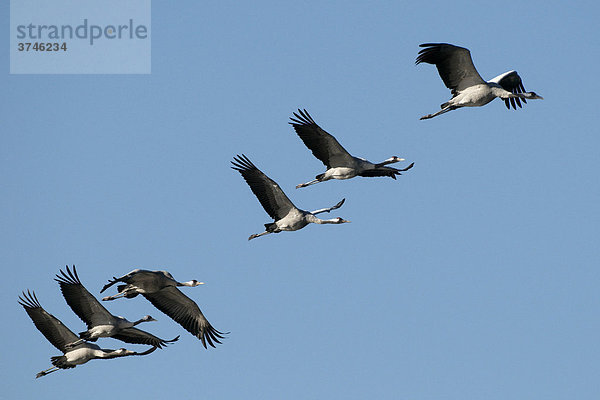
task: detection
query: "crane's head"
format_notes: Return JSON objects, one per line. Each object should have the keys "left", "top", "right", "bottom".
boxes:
{"left": 335, "top": 217, "right": 351, "bottom": 224}
{"left": 142, "top": 315, "right": 157, "bottom": 322}
{"left": 381, "top": 156, "right": 404, "bottom": 165}
{"left": 525, "top": 91, "right": 544, "bottom": 100}
{"left": 186, "top": 280, "right": 205, "bottom": 287}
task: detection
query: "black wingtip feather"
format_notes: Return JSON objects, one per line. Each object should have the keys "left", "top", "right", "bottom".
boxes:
{"left": 18, "top": 289, "right": 42, "bottom": 310}
{"left": 54, "top": 265, "right": 81, "bottom": 286}
{"left": 231, "top": 154, "right": 257, "bottom": 173}
{"left": 289, "top": 108, "right": 316, "bottom": 127}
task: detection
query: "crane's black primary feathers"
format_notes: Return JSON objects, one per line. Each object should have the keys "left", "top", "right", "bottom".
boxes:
{"left": 289, "top": 109, "right": 354, "bottom": 168}
{"left": 55, "top": 266, "right": 112, "bottom": 330}
{"left": 231, "top": 154, "right": 295, "bottom": 220}
{"left": 142, "top": 288, "right": 226, "bottom": 349}
{"left": 19, "top": 290, "right": 79, "bottom": 353}
{"left": 416, "top": 43, "right": 485, "bottom": 94}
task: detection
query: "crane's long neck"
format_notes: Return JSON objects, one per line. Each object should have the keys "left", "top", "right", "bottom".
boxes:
{"left": 491, "top": 86, "right": 540, "bottom": 100}
{"left": 509, "top": 92, "right": 536, "bottom": 99}
{"left": 306, "top": 214, "right": 342, "bottom": 224}
{"left": 490, "top": 86, "right": 514, "bottom": 99}
{"left": 176, "top": 280, "right": 202, "bottom": 287}
{"left": 376, "top": 157, "right": 400, "bottom": 167}
{"left": 97, "top": 349, "right": 134, "bottom": 359}
{"left": 316, "top": 218, "right": 341, "bottom": 224}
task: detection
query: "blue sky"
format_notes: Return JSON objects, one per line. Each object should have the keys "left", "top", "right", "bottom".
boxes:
{"left": 2, "top": 1, "right": 600, "bottom": 399}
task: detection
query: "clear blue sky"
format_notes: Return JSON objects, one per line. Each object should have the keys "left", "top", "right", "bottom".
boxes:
{"left": 2, "top": 1, "right": 600, "bottom": 399}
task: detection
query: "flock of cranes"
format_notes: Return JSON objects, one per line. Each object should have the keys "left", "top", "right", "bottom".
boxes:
{"left": 20, "top": 266, "right": 224, "bottom": 378}
{"left": 20, "top": 43, "right": 543, "bottom": 378}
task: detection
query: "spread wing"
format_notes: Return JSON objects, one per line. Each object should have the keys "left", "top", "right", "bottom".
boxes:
{"left": 416, "top": 43, "right": 486, "bottom": 94}
{"left": 112, "top": 328, "right": 180, "bottom": 349}
{"left": 142, "top": 287, "right": 226, "bottom": 349}
{"left": 231, "top": 154, "right": 296, "bottom": 220}
{"left": 289, "top": 109, "right": 354, "bottom": 168}
{"left": 488, "top": 70, "right": 527, "bottom": 110}
{"left": 55, "top": 265, "right": 115, "bottom": 328}
{"left": 19, "top": 290, "right": 79, "bottom": 353}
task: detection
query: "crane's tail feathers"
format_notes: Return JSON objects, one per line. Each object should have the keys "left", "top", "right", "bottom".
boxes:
{"left": 50, "top": 355, "right": 75, "bottom": 369}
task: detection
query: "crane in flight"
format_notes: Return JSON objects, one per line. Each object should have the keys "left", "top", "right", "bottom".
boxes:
{"left": 231, "top": 154, "right": 350, "bottom": 240}
{"left": 289, "top": 109, "right": 413, "bottom": 188}
{"left": 416, "top": 43, "right": 543, "bottom": 120}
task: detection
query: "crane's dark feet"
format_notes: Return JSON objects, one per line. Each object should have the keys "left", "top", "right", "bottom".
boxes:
{"left": 420, "top": 114, "right": 433, "bottom": 120}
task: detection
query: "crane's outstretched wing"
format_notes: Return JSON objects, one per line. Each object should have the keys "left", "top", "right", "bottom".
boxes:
{"left": 488, "top": 70, "right": 527, "bottom": 110}
{"left": 55, "top": 265, "right": 115, "bottom": 328}
{"left": 231, "top": 154, "right": 296, "bottom": 220}
{"left": 359, "top": 162, "right": 415, "bottom": 178}
{"left": 289, "top": 109, "right": 354, "bottom": 168}
{"left": 112, "top": 329, "right": 180, "bottom": 349}
{"left": 19, "top": 290, "right": 80, "bottom": 353}
{"left": 142, "top": 287, "right": 227, "bottom": 349}
{"left": 416, "top": 43, "right": 486, "bottom": 94}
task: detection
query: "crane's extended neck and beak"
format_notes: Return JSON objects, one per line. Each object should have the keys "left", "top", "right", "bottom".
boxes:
{"left": 520, "top": 92, "right": 543, "bottom": 100}
{"left": 376, "top": 157, "right": 404, "bottom": 167}
{"left": 178, "top": 280, "right": 204, "bottom": 287}
{"left": 133, "top": 315, "right": 156, "bottom": 325}
{"left": 307, "top": 215, "right": 351, "bottom": 224}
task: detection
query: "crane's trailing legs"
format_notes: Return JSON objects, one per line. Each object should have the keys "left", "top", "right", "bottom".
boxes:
{"left": 420, "top": 105, "right": 458, "bottom": 120}
{"left": 248, "top": 231, "right": 272, "bottom": 241}
{"left": 296, "top": 178, "right": 321, "bottom": 189}
{"left": 101, "top": 291, "right": 128, "bottom": 301}
{"left": 36, "top": 366, "right": 59, "bottom": 378}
